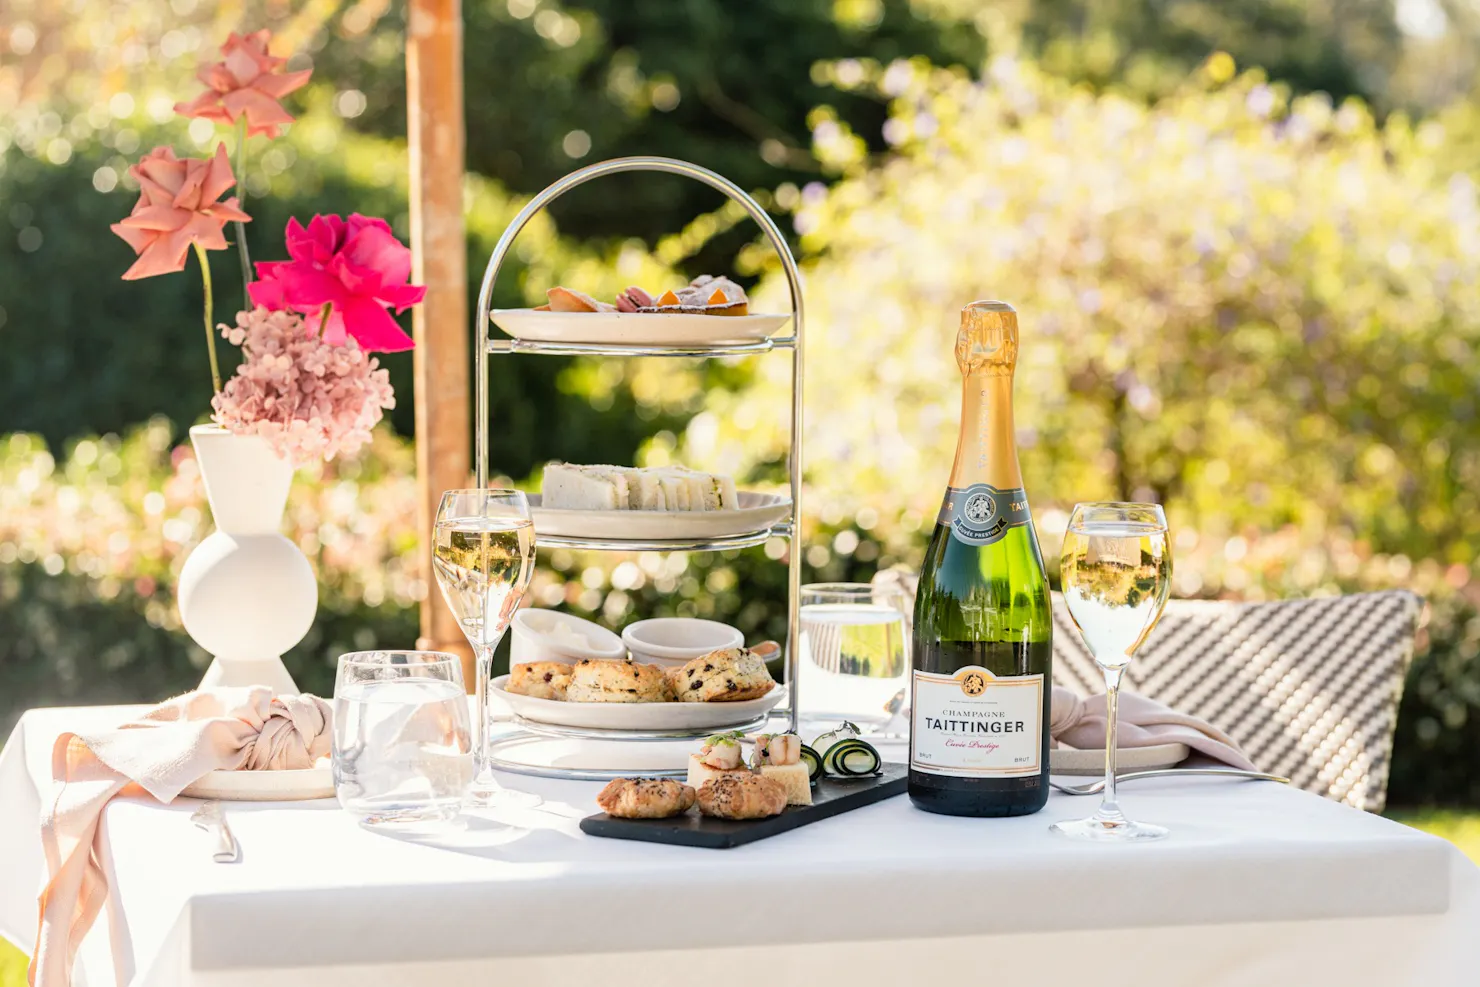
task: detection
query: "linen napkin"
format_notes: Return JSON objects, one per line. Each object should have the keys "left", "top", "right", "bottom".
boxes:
{"left": 31, "top": 687, "right": 332, "bottom": 987}
{"left": 1050, "top": 686, "right": 1257, "bottom": 771}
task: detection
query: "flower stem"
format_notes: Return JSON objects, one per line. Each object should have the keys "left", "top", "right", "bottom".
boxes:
{"left": 193, "top": 242, "right": 223, "bottom": 394}
{"left": 233, "top": 117, "right": 253, "bottom": 306}
{"left": 318, "top": 301, "right": 334, "bottom": 338}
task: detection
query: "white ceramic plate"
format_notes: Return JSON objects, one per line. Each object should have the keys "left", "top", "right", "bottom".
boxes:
{"left": 493, "top": 674, "right": 785, "bottom": 730}
{"left": 492, "top": 309, "right": 790, "bottom": 347}
{"left": 493, "top": 737, "right": 692, "bottom": 775}
{"left": 792, "top": 736, "right": 1190, "bottom": 776}
{"left": 530, "top": 492, "right": 791, "bottom": 543}
{"left": 1049, "top": 743, "right": 1189, "bottom": 776}
{"left": 181, "top": 765, "right": 335, "bottom": 801}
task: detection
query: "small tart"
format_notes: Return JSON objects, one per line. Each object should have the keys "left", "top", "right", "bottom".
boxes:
{"left": 637, "top": 276, "right": 750, "bottom": 316}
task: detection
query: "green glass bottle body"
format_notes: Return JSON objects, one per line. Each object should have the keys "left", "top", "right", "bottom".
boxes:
{"left": 908, "top": 301, "right": 1054, "bottom": 818}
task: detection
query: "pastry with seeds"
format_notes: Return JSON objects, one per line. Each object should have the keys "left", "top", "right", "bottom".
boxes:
{"left": 595, "top": 777, "right": 697, "bottom": 819}
{"left": 696, "top": 773, "right": 788, "bottom": 820}
{"left": 566, "top": 657, "right": 672, "bottom": 703}
{"left": 507, "top": 661, "right": 574, "bottom": 701}
{"left": 674, "top": 647, "right": 775, "bottom": 702}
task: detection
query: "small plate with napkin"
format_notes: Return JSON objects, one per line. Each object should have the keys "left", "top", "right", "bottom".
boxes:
{"left": 32, "top": 687, "right": 336, "bottom": 987}
{"left": 183, "top": 762, "right": 334, "bottom": 801}
{"left": 837, "top": 687, "right": 1256, "bottom": 776}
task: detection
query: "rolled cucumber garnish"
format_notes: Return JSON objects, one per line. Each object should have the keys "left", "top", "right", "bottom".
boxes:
{"left": 798, "top": 743, "right": 824, "bottom": 784}
{"left": 821, "top": 738, "right": 882, "bottom": 777}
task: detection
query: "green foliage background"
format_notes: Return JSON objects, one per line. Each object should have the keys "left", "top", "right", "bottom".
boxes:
{"left": 3, "top": 0, "right": 1480, "bottom": 816}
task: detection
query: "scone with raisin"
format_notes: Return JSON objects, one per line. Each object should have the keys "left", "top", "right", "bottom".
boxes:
{"left": 507, "top": 661, "right": 573, "bottom": 701}
{"left": 595, "top": 777, "right": 697, "bottom": 819}
{"left": 696, "top": 773, "right": 787, "bottom": 820}
{"left": 673, "top": 647, "right": 775, "bottom": 702}
{"left": 567, "top": 658, "right": 672, "bottom": 703}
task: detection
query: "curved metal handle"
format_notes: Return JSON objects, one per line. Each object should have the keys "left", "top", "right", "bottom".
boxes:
{"left": 474, "top": 155, "right": 805, "bottom": 488}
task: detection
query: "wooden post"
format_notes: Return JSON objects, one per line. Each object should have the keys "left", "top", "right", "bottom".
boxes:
{"left": 407, "top": 0, "right": 475, "bottom": 687}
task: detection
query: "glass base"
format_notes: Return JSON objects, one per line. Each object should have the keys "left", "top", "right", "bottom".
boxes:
{"left": 466, "top": 781, "right": 542, "bottom": 810}
{"left": 354, "top": 803, "right": 461, "bottom": 833}
{"left": 1051, "top": 815, "right": 1169, "bottom": 842}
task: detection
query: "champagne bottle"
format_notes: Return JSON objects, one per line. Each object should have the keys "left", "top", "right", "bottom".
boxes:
{"left": 909, "top": 300, "right": 1053, "bottom": 817}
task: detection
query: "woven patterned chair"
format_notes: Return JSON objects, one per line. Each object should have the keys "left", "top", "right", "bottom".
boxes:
{"left": 1051, "top": 590, "right": 1423, "bottom": 812}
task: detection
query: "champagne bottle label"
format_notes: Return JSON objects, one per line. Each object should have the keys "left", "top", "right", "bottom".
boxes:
{"left": 910, "top": 665, "right": 1044, "bottom": 777}
{"left": 937, "top": 483, "right": 1032, "bottom": 547}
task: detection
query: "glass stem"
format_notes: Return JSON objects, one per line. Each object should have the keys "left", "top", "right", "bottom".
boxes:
{"left": 1096, "top": 662, "right": 1127, "bottom": 824}
{"left": 474, "top": 646, "right": 493, "bottom": 778}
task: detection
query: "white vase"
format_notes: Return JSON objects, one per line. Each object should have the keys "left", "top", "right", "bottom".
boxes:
{"left": 177, "top": 425, "right": 316, "bottom": 694}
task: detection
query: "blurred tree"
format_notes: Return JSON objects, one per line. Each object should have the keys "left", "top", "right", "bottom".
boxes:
{"left": 1006, "top": 0, "right": 1404, "bottom": 106}
{"left": 314, "top": 0, "right": 988, "bottom": 274}
{"left": 919, "top": 0, "right": 1480, "bottom": 113}
{"left": 716, "top": 56, "right": 1480, "bottom": 588}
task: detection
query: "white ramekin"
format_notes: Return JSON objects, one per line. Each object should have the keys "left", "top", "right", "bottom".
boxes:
{"left": 621, "top": 617, "right": 745, "bottom": 668}
{"left": 511, "top": 609, "right": 626, "bottom": 664}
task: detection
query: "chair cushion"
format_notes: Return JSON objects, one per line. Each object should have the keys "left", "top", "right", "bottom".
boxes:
{"left": 1051, "top": 591, "right": 1423, "bottom": 811}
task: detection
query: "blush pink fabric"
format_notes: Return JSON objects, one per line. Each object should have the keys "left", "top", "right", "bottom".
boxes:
{"left": 1050, "top": 686, "right": 1257, "bottom": 771}
{"left": 30, "top": 688, "right": 331, "bottom": 987}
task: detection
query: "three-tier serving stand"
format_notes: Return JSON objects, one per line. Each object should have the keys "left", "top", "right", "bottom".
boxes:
{"left": 474, "top": 157, "right": 804, "bottom": 781}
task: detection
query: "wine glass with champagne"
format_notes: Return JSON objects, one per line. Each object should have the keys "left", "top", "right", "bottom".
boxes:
{"left": 1050, "top": 502, "right": 1172, "bottom": 842}
{"left": 432, "top": 488, "right": 537, "bottom": 809}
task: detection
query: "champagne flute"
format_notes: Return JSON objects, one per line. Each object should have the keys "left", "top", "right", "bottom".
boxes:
{"left": 432, "top": 488, "right": 538, "bottom": 809}
{"left": 1050, "top": 502, "right": 1172, "bottom": 842}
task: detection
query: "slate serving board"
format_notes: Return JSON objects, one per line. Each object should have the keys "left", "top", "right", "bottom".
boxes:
{"left": 580, "top": 765, "right": 907, "bottom": 849}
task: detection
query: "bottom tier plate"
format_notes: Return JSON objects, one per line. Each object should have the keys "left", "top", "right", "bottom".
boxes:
{"left": 488, "top": 735, "right": 695, "bottom": 781}
{"left": 492, "top": 675, "right": 785, "bottom": 730}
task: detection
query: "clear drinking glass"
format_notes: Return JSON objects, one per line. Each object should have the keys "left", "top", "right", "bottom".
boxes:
{"left": 1050, "top": 502, "right": 1173, "bottom": 843}
{"left": 798, "top": 582, "right": 910, "bottom": 729}
{"left": 431, "top": 488, "right": 538, "bottom": 809}
{"left": 332, "top": 650, "right": 472, "bottom": 830}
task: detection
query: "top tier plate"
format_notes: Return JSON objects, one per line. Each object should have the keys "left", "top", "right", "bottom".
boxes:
{"left": 492, "top": 308, "right": 791, "bottom": 348}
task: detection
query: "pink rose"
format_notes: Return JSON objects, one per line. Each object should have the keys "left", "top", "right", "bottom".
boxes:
{"left": 174, "top": 30, "right": 312, "bottom": 139}
{"left": 110, "top": 145, "right": 251, "bottom": 280}
{"left": 249, "top": 214, "right": 425, "bottom": 352}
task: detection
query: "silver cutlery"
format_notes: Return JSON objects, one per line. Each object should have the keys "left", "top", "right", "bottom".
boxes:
{"left": 190, "top": 800, "right": 240, "bottom": 862}
{"left": 1049, "top": 768, "right": 1290, "bottom": 796}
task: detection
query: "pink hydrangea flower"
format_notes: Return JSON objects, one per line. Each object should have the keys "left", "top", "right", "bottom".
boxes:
{"left": 174, "top": 30, "right": 312, "bottom": 139}
{"left": 249, "top": 214, "right": 424, "bottom": 352}
{"left": 211, "top": 307, "right": 396, "bottom": 464}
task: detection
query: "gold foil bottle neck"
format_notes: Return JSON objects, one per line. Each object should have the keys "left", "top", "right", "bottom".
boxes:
{"left": 955, "top": 300, "right": 1019, "bottom": 377}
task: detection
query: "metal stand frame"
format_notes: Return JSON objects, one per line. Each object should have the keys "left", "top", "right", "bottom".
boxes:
{"left": 473, "top": 157, "right": 805, "bottom": 780}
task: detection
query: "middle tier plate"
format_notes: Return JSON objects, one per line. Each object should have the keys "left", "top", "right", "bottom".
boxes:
{"left": 493, "top": 674, "right": 786, "bottom": 730}
{"left": 529, "top": 491, "right": 791, "bottom": 543}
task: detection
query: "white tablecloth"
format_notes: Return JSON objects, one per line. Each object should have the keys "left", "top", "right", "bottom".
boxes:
{"left": 2, "top": 705, "right": 1478, "bottom": 987}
